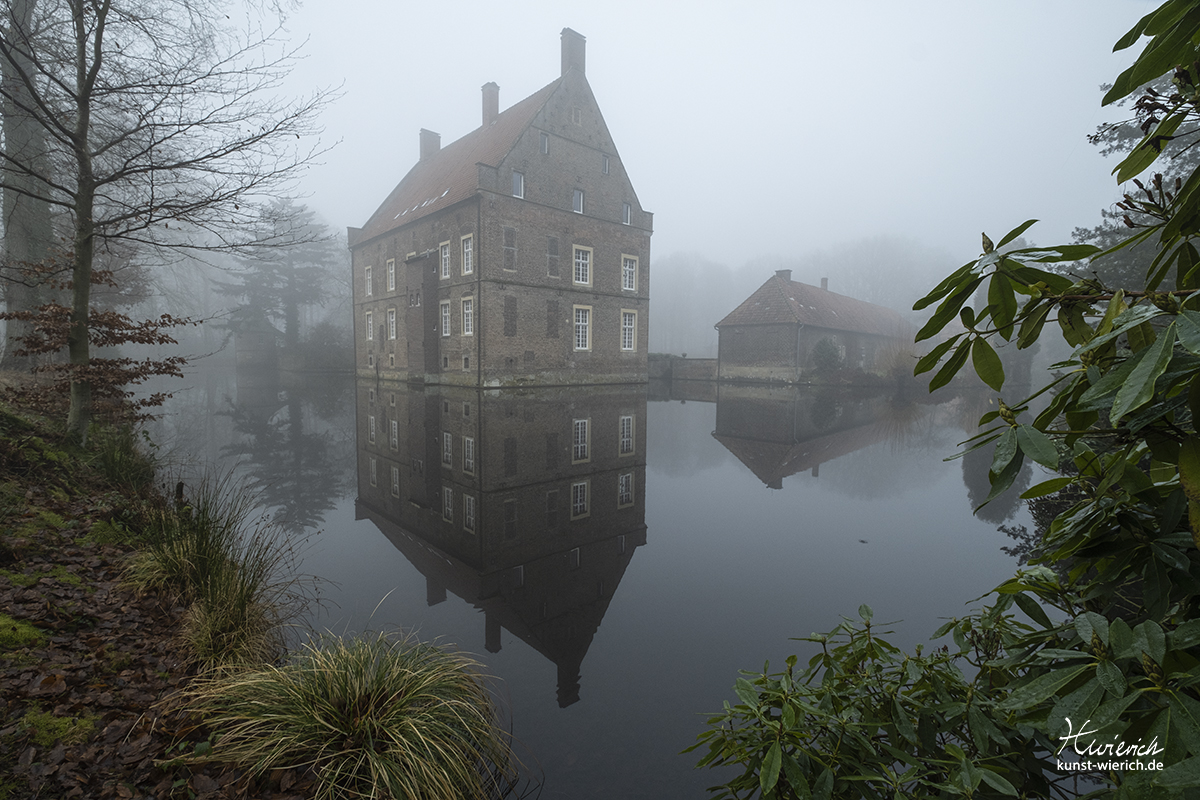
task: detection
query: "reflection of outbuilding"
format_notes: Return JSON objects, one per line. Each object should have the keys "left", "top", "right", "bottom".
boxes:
{"left": 715, "top": 270, "right": 909, "bottom": 383}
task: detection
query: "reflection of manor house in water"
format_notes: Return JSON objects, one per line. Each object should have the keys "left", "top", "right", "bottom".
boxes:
{"left": 348, "top": 29, "right": 652, "bottom": 387}
{"left": 715, "top": 270, "right": 910, "bottom": 383}
{"left": 355, "top": 382, "right": 647, "bottom": 706}
{"left": 711, "top": 383, "right": 900, "bottom": 489}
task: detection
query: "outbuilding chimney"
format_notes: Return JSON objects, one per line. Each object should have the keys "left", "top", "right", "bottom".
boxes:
{"left": 821, "top": 277, "right": 829, "bottom": 290}
{"left": 419, "top": 128, "right": 440, "bottom": 162}
{"left": 775, "top": 269, "right": 792, "bottom": 282}
{"left": 482, "top": 82, "right": 499, "bottom": 126}
{"left": 561, "top": 28, "right": 586, "bottom": 76}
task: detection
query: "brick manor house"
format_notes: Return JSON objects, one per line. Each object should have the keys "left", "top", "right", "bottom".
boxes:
{"left": 349, "top": 29, "right": 652, "bottom": 386}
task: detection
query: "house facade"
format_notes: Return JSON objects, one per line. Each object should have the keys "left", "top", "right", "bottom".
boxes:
{"left": 349, "top": 29, "right": 652, "bottom": 387}
{"left": 715, "top": 270, "right": 910, "bottom": 383}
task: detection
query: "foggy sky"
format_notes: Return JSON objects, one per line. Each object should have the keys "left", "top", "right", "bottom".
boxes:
{"left": 283, "top": 0, "right": 1152, "bottom": 270}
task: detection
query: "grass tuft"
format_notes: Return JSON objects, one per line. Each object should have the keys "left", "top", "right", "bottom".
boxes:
{"left": 184, "top": 632, "right": 516, "bottom": 800}
{"left": 0, "top": 613, "right": 45, "bottom": 650}
{"left": 123, "top": 472, "right": 302, "bottom": 671}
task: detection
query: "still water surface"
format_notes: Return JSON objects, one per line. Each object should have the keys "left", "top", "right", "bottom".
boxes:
{"left": 150, "top": 369, "right": 1033, "bottom": 799}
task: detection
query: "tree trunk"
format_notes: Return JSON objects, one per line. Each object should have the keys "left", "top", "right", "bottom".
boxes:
{"left": 0, "top": 0, "right": 52, "bottom": 371}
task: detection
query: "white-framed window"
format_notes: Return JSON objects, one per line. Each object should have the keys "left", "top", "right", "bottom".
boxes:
{"left": 461, "top": 297, "right": 474, "bottom": 335}
{"left": 602, "top": 154, "right": 609, "bottom": 174}
{"left": 571, "top": 480, "right": 589, "bottom": 519}
{"left": 442, "top": 486, "right": 453, "bottom": 522}
{"left": 386, "top": 258, "right": 396, "bottom": 291}
{"left": 572, "top": 189, "right": 584, "bottom": 214}
{"left": 573, "top": 246, "right": 591, "bottom": 286}
{"left": 365, "top": 265, "right": 373, "bottom": 295}
{"left": 365, "top": 311, "right": 373, "bottom": 341}
{"left": 368, "top": 414, "right": 376, "bottom": 444}
{"left": 390, "top": 419, "right": 399, "bottom": 449}
{"left": 622, "top": 255, "right": 637, "bottom": 291}
{"left": 621, "top": 310, "right": 637, "bottom": 351}
{"left": 442, "top": 432, "right": 453, "bottom": 466}
{"left": 463, "top": 494, "right": 476, "bottom": 532}
{"left": 463, "top": 436, "right": 475, "bottom": 474}
{"left": 391, "top": 466, "right": 400, "bottom": 497}
{"left": 512, "top": 171, "right": 524, "bottom": 198}
{"left": 540, "top": 131, "right": 549, "bottom": 153}
{"left": 572, "top": 418, "right": 589, "bottom": 463}
{"left": 573, "top": 305, "right": 591, "bottom": 351}
{"left": 618, "top": 472, "right": 634, "bottom": 507}
{"left": 622, "top": 202, "right": 631, "bottom": 225}
{"left": 440, "top": 242, "right": 450, "bottom": 278}
{"left": 619, "top": 415, "right": 634, "bottom": 455}
{"left": 387, "top": 308, "right": 397, "bottom": 340}
{"left": 369, "top": 456, "right": 377, "bottom": 486}
{"left": 440, "top": 301, "right": 451, "bottom": 337}
{"left": 461, "top": 235, "right": 473, "bottom": 275}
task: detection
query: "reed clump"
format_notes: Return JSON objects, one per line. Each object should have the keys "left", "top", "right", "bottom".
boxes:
{"left": 123, "top": 473, "right": 299, "bottom": 671}
{"left": 182, "top": 631, "right": 516, "bottom": 800}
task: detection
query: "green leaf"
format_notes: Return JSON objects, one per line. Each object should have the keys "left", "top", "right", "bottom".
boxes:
{"left": 1179, "top": 436, "right": 1200, "bottom": 503}
{"left": 760, "top": 741, "right": 782, "bottom": 794}
{"left": 858, "top": 604, "right": 873, "bottom": 622}
{"left": 978, "top": 768, "right": 1019, "bottom": 797}
{"left": 971, "top": 338, "right": 1005, "bottom": 391}
{"left": 1114, "top": 112, "right": 1187, "bottom": 184}
{"left": 998, "top": 663, "right": 1091, "bottom": 711}
{"left": 991, "top": 427, "right": 1018, "bottom": 475}
{"left": 914, "top": 334, "right": 961, "bottom": 376}
{"left": 996, "top": 219, "right": 1039, "bottom": 249}
{"left": 1016, "top": 425, "right": 1058, "bottom": 469}
{"left": 1020, "top": 476, "right": 1074, "bottom": 499}
{"left": 734, "top": 678, "right": 757, "bottom": 707}
{"left": 1110, "top": 618, "right": 1135, "bottom": 660}
{"left": 1076, "top": 612, "right": 1110, "bottom": 647}
{"left": 915, "top": 277, "right": 985, "bottom": 343}
{"left": 928, "top": 337, "right": 971, "bottom": 392}
{"left": 1168, "top": 618, "right": 1200, "bottom": 649}
{"left": 1110, "top": 322, "right": 1176, "bottom": 422}
{"left": 1096, "top": 660, "right": 1126, "bottom": 697}
{"left": 1176, "top": 311, "right": 1200, "bottom": 354}
{"left": 1013, "top": 591, "right": 1054, "bottom": 629}
{"left": 988, "top": 272, "right": 1018, "bottom": 339}
{"left": 1017, "top": 303, "right": 1052, "bottom": 349}
{"left": 1155, "top": 755, "right": 1200, "bottom": 790}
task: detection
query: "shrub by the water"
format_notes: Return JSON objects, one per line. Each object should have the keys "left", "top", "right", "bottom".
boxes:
{"left": 183, "top": 632, "right": 515, "bottom": 800}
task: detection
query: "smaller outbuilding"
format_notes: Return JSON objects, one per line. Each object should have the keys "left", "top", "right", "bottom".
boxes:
{"left": 715, "top": 270, "right": 910, "bottom": 383}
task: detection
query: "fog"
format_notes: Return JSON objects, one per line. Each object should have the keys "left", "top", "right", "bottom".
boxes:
{"left": 256, "top": 0, "right": 1147, "bottom": 353}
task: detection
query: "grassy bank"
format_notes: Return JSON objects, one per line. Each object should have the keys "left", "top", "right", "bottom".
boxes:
{"left": 0, "top": 401, "right": 517, "bottom": 799}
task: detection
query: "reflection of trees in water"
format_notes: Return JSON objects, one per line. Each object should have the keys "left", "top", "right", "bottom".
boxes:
{"left": 814, "top": 397, "right": 956, "bottom": 500}
{"left": 961, "top": 443, "right": 1032, "bottom": 524}
{"left": 221, "top": 379, "right": 355, "bottom": 532}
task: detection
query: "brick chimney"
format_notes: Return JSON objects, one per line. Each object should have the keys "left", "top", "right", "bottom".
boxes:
{"left": 419, "top": 128, "right": 440, "bottom": 162}
{"left": 775, "top": 269, "right": 792, "bottom": 282}
{"left": 561, "top": 28, "right": 586, "bottom": 76}
{"left": 482, "top": 82, "right": 499, "bottom": 126}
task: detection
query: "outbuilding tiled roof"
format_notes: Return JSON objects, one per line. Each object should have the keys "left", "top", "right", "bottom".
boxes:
{"left": 352, "top": 79, "right": 562, "bottom": 246}
{"left": 716, "top": 274, "right": 909, "bottom": 338}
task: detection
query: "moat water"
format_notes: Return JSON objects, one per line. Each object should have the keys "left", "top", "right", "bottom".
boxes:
{"left": 149, "top": 368, "right": 1033, "bottom": 799}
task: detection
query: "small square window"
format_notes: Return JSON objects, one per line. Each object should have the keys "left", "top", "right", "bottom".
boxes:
{"left": 512, "top": 171, "right": 524, "bottom": 198}
{"left": 572, "top": 189, "right": 584, "bottom": 214}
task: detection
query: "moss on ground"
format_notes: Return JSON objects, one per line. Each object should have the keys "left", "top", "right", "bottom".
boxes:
{"left": 19, "top": 706, "right": 97, "bottom": 748}
{"left": 0, "top": 613, "right": 45, "bottom": 650}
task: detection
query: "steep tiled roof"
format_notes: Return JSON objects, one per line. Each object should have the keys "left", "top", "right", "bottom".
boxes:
{"left": 353, "top": 79, "right": 562, "bottom": 245}
{"left": 716, "top": 275, "right": 909, "bottom": 338}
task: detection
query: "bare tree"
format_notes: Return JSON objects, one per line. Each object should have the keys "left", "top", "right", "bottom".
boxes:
{"left": 0, "top": 0, "right": 331, "bottom": 441}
